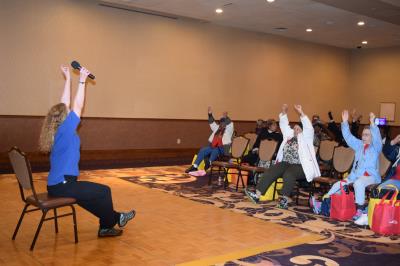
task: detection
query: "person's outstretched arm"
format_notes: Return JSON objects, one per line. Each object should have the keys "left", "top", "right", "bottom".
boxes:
{"left": 279, "top": 104, "right": 293, "bottom": 138}
{"left": 294, "top": 105, "right": 314, "bottom": 141}
{"left": 341, "top": 110, "right": 362, "bottom": 150}
{"left": 60, "top": 66, "right": 71, "bottom": 109}
{"left": 72, "top": 67, "right": 90, "bottom": 117}
{"left": 369, "top": 112, "right": 383, "bottom": 153}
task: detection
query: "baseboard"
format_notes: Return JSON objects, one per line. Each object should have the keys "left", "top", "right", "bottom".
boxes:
{"left": 0, "top": 148, "right": 197, "bottom": 174}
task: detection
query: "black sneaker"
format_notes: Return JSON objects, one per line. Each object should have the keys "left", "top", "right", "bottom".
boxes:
{"left": 118, "top": 210, "right": 136, "bottom": 228}
{"left": 276, "top": 196, "right": 290, "bottom": 209}
{"left": 185, "top": 165, "right": 198, "bottom": 173}
{"left": 244, "top": 188, "right": 259, "bottom": 204}
{"left": 98, "top": 227, "right": 123, "bottom": 237}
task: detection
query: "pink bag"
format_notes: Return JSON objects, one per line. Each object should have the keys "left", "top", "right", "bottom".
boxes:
{"left": 372, "top": 190, "right": 399, "bottom": 235}
{"left": 330, "top": 181, "right": 356, "bottom": 221}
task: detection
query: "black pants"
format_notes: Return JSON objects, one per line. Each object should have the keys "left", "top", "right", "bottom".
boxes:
{"left": 256, "top": 162, "right": 306, "bottom": 197}
{"left": 47, "top": 176, "right": 120, "bottom": 229}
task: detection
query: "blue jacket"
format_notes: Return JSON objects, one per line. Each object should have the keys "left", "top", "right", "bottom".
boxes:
{"left": 342, "top": 122, "right": 382, "bottom": 183}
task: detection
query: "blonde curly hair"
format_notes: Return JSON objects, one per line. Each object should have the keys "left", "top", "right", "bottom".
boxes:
{"left": 38, "top": 103, "right": 68, "bottom": 152}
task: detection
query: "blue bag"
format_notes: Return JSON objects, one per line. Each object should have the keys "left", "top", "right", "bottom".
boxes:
{"left": 321, "top": 197, "right": 331, "bottom": 217}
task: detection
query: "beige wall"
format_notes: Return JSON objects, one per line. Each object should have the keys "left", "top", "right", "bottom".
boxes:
{"left": 349, "top": 47, "right": 400, "bottom": 126}
{"left": 0, "top": 0, "right": 352, "bottom": 122}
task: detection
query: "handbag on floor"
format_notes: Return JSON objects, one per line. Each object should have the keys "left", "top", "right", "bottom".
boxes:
{"left": 321, "top": 197, "right": 331, "bottom": 217}
{"left": 330, "top": 181, "right": 356, "bottom": 221}
{"left": 371, "top": 190, "right": 400, "bottom": 235}
{"left": 368, "top": 184, "right": 399, "bottom": 227}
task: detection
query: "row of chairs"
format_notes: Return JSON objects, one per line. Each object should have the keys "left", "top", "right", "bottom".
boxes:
{"left": 209, "top": 136, "right": 278, "bottom": 191}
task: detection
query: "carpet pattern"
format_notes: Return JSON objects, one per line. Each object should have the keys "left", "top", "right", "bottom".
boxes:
{"left": 118, "top": 166, "right": 400, "bottom": 266}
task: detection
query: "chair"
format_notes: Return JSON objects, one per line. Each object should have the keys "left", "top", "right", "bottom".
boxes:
{"left": 318, "top": 140, "right": 339, "bottom": 175}
{"left": 244, "top": 132, "right": 258, "bottom": 151}
{"left": 363, "top": 153, "right": 392, "bottom": 199}
{"left": 312, "top": 146, "right": 355, "bottom": 195}
{"left": 239, "top": 139, "right": 278, "bottom": 184}
{"left": 8, "top": 147, "right": 78, "bottom": 251}
{"left": 210, "top": 136, "right": 249, "bottom": 190}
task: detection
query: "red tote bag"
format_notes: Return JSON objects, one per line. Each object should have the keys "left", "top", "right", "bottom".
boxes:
{"left": 330, "top": 181, "right": 356, "bottom": 221}
{"left": 395, "top": 201, "right": 400, "bottom": 235}
{"left": 372, "top": 190, "right": 399, "bottom": 235}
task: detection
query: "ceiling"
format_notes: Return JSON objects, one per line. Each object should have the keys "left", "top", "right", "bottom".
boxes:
{"left": 99, "top": 0, "right": 400, "bottom": 49}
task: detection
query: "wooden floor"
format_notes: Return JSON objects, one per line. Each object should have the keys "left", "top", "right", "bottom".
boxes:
{"left": 0, "top": 173, "right": 320, "bottom": 266}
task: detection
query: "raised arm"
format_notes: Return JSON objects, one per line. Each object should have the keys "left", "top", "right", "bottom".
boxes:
{"left": 294, "top": 105, "right": 314, "bottom": 141}
{"left": 208, "top": 106, "right": 219, "bottom": 131}
{"left": 72, "top": 67, "right": 90, "bottom": 117}
{"left": 369, "top": 112, "right": 383, "bottom": 153}
{"left": 60, "top": 66, "right": 71, "bottom": 109}
{"left": 341, "top": 110, "right": 362, "bottom": 150}
{"left": 279, "top": 104, "right": 293, "bottom": 138}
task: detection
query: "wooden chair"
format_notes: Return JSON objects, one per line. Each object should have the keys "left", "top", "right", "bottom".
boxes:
{"left": 239, "top": 139, "right": 278, "bottom": 184}
{"left": 244, "top": 132, "right": 258, "bottom": 151}
{"left": 361, "top": 153, "right": 392, "bottom": 199}
{"left": 210, "top": 136, "right": 249, "bottom": 190}
{"left": 318, "top": 140, "right": 339, "bottom": 175}
{"left": 8, "top": 147, "right": 78, "bottom": 251}
{"left": 312, "top": 146, "right": 355, "bottom": 195}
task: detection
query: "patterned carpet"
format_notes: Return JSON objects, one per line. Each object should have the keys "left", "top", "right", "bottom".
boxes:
{"left": 15, "top": 166, "right": 400, "bottom": 265}
{"left": 117, "top": 165, "right": 400, "bottom": 266}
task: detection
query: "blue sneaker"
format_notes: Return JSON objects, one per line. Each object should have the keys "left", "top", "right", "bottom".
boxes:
{"left": 245, "top": 189, "right": 259, "bottom": 204}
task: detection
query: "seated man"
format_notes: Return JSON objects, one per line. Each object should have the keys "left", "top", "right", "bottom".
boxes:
{"left": 245, "top": 104, "right": 321, "bottom": 209}
{"left": 242, "top": 119, "right": 283, "bottom": 166}
{"left": 185, "top": 107, "right": 234, "bottom": 175}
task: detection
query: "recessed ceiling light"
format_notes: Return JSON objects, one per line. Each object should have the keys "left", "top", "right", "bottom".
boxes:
{"left": 357, "top": 21, "right": 365, "bottom": 26}
{"left": 306, "top": 28, "right": 313, "bottom": 32}
{"left": 362, "top": 40, "right": 368, "bottom": 44}
{"left": 215, "top": 8, "right": 223, "bottom": 14}
{"left": 267, "top": 0, "right": 275, "bottom": 3}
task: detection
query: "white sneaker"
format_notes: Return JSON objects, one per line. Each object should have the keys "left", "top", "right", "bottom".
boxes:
{"left": 354, "top": 213, "right": 368, "bottom": 226}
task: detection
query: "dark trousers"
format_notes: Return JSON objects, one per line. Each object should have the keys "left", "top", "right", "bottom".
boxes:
{"left": 47, "top": 176, "right": 120, "bottom": 229}
{"left": 256, "top": 162, "right": 306, "bottom": 197}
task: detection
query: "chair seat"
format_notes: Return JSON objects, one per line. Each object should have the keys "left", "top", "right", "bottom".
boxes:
{"left": 239, "top": 165, "right": 266, "bottom": 173}
{"left": 348, "top": 183, "right": 378, "bottom": 192}
{"left": 26, "top": 193, "right": 76, "bottom": 209}
{"left": 313, "top": 176, "right": 338, "bottom": 185}
{"left": 211, "top": 161, "right": 239, "bottom": 169}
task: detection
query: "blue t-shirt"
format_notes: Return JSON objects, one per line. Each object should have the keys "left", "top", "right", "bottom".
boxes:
{"left": 47, "top": 111, "right": 81, "bottom": 186}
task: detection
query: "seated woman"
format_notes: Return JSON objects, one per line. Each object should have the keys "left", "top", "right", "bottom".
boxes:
{"left": 245, "top": 104, "right": 320, "bottom": 209}
{"left": 242, "top": 119, "right": 283, "bottom": 166}
{"left": 185, "top": 107, "right": 234, "bottom": 175}
{"left": 326, "top": 110, "right": 382, "bottom": 222}
{"left": 40, "top": 65, "right": 135, "bottom": 237}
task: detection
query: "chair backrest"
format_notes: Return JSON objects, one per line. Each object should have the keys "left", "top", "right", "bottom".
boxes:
{"left": 319, "top": 140, "right": 339, "bottom": 161}
{"left": 332, "top": 146, "right": 355, "bottom": 173}
{"left": 244, "top": 132, "right": 258, "bottom": 150}
{"left": 258, "top": 139, "right": 278, "bottom": 162}
{"left": 379, "top": 153, "right": 391, "bottom": 177}
{"left": 8, "top": 147, "right": 36, "bottom": 202}
{"left": 231, "top": 136, "right": 250, "bottom": 159}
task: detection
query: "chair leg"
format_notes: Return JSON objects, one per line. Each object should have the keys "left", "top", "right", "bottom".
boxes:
{"left": 70, "top": 205, "right": 78, "bottom": 244}
{"left": 295, "top": 186, "right": 300, "bottom": 205}
{"left": 209, "top": 167, "right": 213, "bottom": 186}
{"left": 30, "top": 210, "right": 47, "bottom": 251}
{"left": 12, "top": 203, "right": 29, "bottom": 240}
{"left": 272, "top": 181, "right": 278, "bottom": 201}
{"left": 53, "top": 208, "right": 59, "bottom": 234}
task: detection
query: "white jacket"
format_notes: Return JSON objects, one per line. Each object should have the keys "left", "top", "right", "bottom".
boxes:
{"left": 275, "top": 113, "right": 321, "bottom": 182}
{"left": 208, "top": 121, "right": 234, "bottom": 145}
